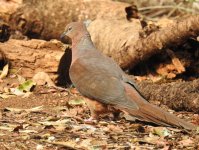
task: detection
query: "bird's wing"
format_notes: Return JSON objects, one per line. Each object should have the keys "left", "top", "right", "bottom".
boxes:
{"left": 122, "top": 75, "right": 149, "bottom": 102}
{"left": 69, "top": 54, "right": 139, "bottom": 110}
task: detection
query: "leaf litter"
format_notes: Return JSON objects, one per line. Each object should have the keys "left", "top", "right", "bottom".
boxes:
{"left": 0, "top": 72, "right": 198, "bottom": 149}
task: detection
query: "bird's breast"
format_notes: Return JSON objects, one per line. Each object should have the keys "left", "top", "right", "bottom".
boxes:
{"left": 69, "top": 59, "right": 90, "bottom": 87}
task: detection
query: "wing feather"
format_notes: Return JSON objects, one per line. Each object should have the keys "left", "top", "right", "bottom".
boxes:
{"left": 69, "top": 54, "right": 138, "bottom": 110}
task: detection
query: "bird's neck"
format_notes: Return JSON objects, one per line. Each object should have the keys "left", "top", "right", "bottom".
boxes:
{"left": 71, "top": 34, "right": 95, "bottom": 63}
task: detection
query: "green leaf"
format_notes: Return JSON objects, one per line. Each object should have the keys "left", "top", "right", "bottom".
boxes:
{"left": 17, "top": 80, "right": 36, "bottom": 92}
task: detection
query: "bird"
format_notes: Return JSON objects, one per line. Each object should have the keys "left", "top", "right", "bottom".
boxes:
{"left": 60, "top": 21, "right": 196, "bottom": 130}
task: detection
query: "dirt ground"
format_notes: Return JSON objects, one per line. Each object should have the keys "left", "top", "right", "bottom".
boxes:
{"left": 0, "top": 84, "right": 198, "bottom": 150}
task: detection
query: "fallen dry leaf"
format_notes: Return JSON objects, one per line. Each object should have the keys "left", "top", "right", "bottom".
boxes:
{"left": 106, "top": 124, "right": 123, "bottom": 132}
{"left": 5, "top": 106, "right": 43, "bottom": 113}
{"left": 178, "top": 138, "right": 194, "bottom": 147}
{"left": 32, "top": 72, "right": 55, "bottom": 87}
{"left": 150, "top": 127, "right": 171, "bottom": 137}
{"left": 68, "top": 99, "right": 86, "bottom": 106}
{"left": 0, "top": 64, "right": 9, "bottom": 79}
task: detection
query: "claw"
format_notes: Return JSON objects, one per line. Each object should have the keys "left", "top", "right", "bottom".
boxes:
{"left": 84, "top": 117, "right": 97, "bottom": 124}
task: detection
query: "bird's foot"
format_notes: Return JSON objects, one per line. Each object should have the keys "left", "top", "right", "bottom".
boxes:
{"left": 84, "top": 117, "right": 98, "bottom": 124}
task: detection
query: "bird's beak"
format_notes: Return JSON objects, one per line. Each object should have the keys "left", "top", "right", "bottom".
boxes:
{"left": 60, "top": 31, "right": 72, "bottom": 44}
{"left": 60, "top": 31, "right": 67, "bottom": 40}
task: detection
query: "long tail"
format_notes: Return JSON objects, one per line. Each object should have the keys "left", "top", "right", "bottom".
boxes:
{"left": 122, "top": 83, "right": 197, "bottom": 130}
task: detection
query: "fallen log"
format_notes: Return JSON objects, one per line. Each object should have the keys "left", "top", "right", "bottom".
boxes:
{"left": 0, "top": 39, "right": 65, "bottom": 80}
{"left": 88, "top": 16, "right": 199, "bottom": 69}
{"left": 137, "top": 79, "right": 199, "bottom": 113}
{"left": 1, "top": 0, "right": 199, "bottom": 69}
{"left": 0, "top": 0, "right": 130, "bottom": 40}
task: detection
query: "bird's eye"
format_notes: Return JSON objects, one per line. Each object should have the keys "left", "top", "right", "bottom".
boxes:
{"left": 68, "top": 27, "right": 72, "bottom": 31}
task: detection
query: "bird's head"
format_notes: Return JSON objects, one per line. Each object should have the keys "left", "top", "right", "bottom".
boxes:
{"left": 60, "top": 21, "right": 91, "bottom": 44}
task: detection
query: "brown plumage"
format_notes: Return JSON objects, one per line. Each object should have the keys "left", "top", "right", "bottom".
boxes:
{"left": 60, "top": 21, "right": 196, "bottom": 130}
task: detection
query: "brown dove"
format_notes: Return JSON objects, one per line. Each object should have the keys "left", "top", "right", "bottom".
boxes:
{"left": 60, "top": 21, "right": 196, "bottom": 130}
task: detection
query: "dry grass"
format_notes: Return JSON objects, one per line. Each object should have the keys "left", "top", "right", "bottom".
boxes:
{"left": 114, "top": 0, "right": 199, "bottom": 19}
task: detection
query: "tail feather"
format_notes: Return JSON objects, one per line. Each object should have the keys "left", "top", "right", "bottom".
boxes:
{"left": 122, "top": 83, "right": 197, "bottom": 130}
{"left": 125, "top": 103, "right": 196, "bottom": 130}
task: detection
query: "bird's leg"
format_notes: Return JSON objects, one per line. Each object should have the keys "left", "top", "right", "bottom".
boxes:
{"left": 107, "top": 105, "right": 121, "bottom": 121}
{"left": 84, "top": 98, "right": 108, "bottom": 123}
